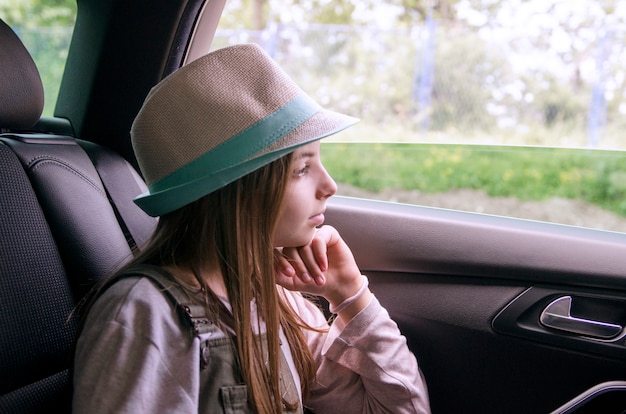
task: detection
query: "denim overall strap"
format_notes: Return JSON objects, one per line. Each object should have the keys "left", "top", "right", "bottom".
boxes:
{"left": 118, "top": 264, "right": 303, "bottom": 413}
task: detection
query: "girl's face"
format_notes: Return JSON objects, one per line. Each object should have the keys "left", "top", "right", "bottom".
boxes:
{"left": 273, "top": 141, "right": 337, "bottom": 247}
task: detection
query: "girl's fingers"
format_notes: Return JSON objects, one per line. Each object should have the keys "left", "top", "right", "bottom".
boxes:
{"left": 309, "top": 233, "right": 329, "bottom": 272}
{"left": 275, "top": 226, "right": 363, "bottom": 304}
{"left": 275, "top": 226, "right": 349, "bottom": 293}
{"left": 283, "top": 246, "right": 315, "bottom": 284}
{"left": 296, "top": 242, "right": 326, "bottom": 285}
{"left": 274, "top": 250, "right": 295, "bottom": 278}
{"left": 279, "top": 244, "right": 326, "bottom": 288}
{"left": 274, "top": 249, "right": 307, "bottom": 291}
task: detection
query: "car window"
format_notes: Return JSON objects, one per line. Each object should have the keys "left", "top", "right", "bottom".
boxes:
{"left": 1, "top": 0, "right": 77, "bottom": 117}
{"left": 210, "top": 0, "right": 626, "bottom": 234}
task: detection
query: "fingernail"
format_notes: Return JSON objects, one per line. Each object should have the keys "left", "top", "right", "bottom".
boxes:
{"left": 302, "top": 273, "right": 311, "bottom": 282}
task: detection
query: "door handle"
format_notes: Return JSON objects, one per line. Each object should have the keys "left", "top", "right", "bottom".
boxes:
{"left": 540, "top": 296, "right": 623, "bottom": 339}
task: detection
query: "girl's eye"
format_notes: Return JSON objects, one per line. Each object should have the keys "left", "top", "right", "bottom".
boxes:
{"left": 294, "top": 166, "right": 309, "bottom": 177}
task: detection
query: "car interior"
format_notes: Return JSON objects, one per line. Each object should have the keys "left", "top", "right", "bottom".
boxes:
{"left": 1, "top": 1, "right": 626, "bottom": 413}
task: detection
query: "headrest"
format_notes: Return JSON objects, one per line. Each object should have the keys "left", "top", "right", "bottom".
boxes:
{"left": 0, "top": 19, "right": 44, "bottom": 130}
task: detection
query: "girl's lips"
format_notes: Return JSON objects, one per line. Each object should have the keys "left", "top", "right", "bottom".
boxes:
{"left": 309, "top": 212, "right": 325, "bottom": 226}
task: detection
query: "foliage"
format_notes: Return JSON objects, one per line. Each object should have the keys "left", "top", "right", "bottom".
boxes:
{"left": 321, "top": 142, "right": 626, "bottom": 217}
{"left": 0, "top": 0, "right": 75, "bottom": 27}
{"left": 290, "top": 0, "right": 356, "bottom": 24}
{"left": 427, "top": 27, "right": 508, "bottom": 131}
{"left": 393, "top": 0, "right": 461, "bottom": 23}
{"left": 214, "top": 0, "right": 626, "bottom": 150}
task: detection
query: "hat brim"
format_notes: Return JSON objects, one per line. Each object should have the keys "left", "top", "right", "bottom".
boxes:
{"left": 134, "top": 109, "right": 358, "bottom": 217}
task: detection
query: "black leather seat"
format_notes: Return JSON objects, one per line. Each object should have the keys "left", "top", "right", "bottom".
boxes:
{"left": 0, "top": 18, "right": 156, "bottom": 413}
{"left": 0, "top": 141, "right": 77, "bottom": 413}
{"left": 1, "top": 134, "right": 151, "bottom": 299}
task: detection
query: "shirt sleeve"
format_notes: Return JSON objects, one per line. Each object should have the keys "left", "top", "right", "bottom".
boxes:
{"left": 283, "top": 290, "right": 431, "bottom": 414}
{"left": 72, "top": 278, "right": 200, "bottom": 413}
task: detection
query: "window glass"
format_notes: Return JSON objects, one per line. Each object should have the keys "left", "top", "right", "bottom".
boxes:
{"left": 1, "top": 0, "right": 77, "bottom": 117}
{"left": 213, "top": 0, "right": 626, "bottom": 233}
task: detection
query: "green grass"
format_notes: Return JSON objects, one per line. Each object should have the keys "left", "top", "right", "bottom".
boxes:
{"left": 321, "top": 142, "right": 626, "bottom": 217}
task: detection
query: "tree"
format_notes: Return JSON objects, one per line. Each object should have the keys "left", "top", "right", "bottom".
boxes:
{"left": 0, "top": 0, "right": 75, "bottom": 27}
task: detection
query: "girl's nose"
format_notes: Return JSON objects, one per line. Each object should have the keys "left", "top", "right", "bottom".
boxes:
{"left": 318, "top": 166, "right": 337, "bottom": 199}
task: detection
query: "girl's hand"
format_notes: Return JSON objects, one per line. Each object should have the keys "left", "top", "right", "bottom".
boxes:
{"left": 275, "top": 225, "right": 371, "bottom": 320}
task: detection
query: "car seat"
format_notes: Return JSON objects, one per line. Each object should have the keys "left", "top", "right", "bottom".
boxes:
{"left": 0, "top": 18, "right": 156, "bottom": 413}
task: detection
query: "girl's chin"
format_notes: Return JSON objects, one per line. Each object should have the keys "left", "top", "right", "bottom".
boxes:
{"left": 275, "top": 230, "right": 316, "bottom": 249}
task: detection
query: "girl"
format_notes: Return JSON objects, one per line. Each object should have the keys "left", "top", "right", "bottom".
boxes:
{"left": 72, "top": 43, "right": 430, "bottom": 413}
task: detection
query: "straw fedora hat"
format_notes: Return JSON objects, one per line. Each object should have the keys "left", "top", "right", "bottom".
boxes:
{"left": 131, "top": 43, "right": 358, "bottom": 216}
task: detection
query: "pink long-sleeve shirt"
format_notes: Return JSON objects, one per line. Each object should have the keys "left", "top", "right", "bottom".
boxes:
{"left": 73, "top": 276, "right": 430, "bottom": 413}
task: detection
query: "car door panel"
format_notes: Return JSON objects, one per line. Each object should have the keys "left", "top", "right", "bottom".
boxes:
{"left": 326, "top": 196, "right": 626, "bottom": 413}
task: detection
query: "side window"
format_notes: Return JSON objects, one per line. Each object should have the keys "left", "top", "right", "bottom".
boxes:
{"left": 212, "top": 0, "right": 626, "bottom": 233}
{"left": 1, "top": 0, "right": 77, "bottom": 117}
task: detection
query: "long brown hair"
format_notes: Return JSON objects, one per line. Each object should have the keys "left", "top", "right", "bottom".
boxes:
{"left": 104, "top": 153, "right": 317, "bottom": 412}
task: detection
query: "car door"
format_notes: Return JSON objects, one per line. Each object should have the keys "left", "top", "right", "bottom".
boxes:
{"left": 325, "top": 194, "right": 626, "bottom": 413}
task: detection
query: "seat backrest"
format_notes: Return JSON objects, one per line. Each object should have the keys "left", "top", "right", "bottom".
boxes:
{"left": 1, "top": 134, "right": 152, "bottom": 299}
{"left": 0, "top": 142, "right": 77, "bottom": 413}
{"left": 0, "top": 18, "right": 156, "bottom": 413}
